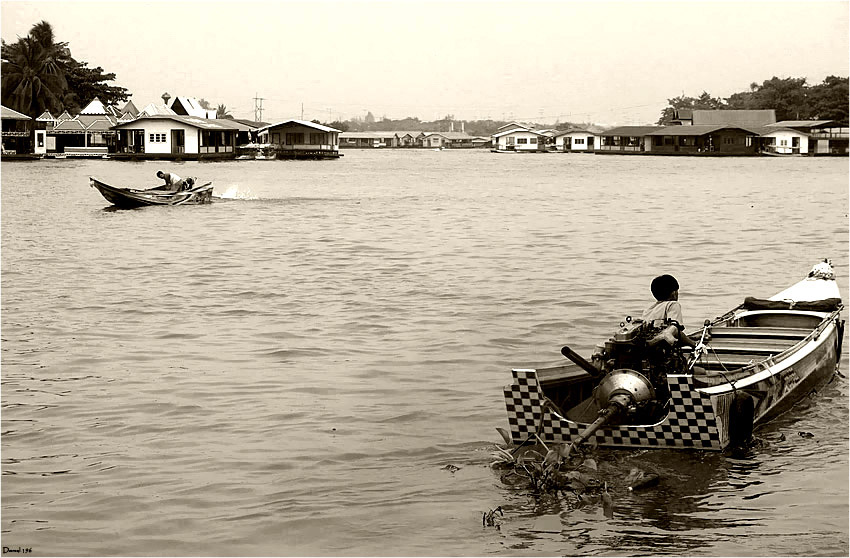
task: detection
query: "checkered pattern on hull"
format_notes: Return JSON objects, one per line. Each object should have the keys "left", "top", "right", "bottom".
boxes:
{"left": 504, "top": 369, "right": 725, "bottom": 451}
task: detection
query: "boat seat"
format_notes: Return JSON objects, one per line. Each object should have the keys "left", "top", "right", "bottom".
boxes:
{"left": 708, "top": 326, "right": 810, "bottom": 340}
{"left": 695, "top": 352, "right": 774, "bottom": 370}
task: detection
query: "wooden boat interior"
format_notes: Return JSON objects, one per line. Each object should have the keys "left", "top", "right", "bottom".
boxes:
{"left": 534, "top": 308, "right": 835, "bottom": 419}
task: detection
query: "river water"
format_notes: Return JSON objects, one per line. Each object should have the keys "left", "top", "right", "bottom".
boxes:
{"left": 1, "top": 150, "right": 848, "bottom": 556}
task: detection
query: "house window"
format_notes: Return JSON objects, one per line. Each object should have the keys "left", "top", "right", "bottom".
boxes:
{"left": 506, "top": 137, "right": 515, "bottom": 145}
{"left": 310, "top": 133, "right": 324, "bottom": 144}
{"left": 530, "top": 138, "right": 537, "bottom": 144}
{"left": 517, "top": 138, "right": 528, "bottom": 144}
{"left": 285, "top": 133, "right": 304, "bottom": 145}
{"left": 780, "top": 139, "right": 788, "bottom": 146}
{"left": 575, "top": 138, "right": 585, "bottom": 145}
{"left": 148, "top": 133, "right": 166, "bottom": 143}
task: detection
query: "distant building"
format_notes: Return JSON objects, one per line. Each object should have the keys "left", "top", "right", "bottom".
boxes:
{"left": 645, "top": 125, "right": 760, "bottom": 155}
{"left": 491, "top": 126, "right": 548, "bottom": 152}
{"left": 258, "top": 119, "right": 341, "bottom": 159}
{"left": 339, "top": 131, "right": 398, "bottom": 148}
{"left": 597, "top": 126, "right": 663, "bottom": 153}
{"left": 48, "top": 97, "right": 117, "bottom": 156}
{"left": 1, "top": 105, "right": 34, "bottom": 155}
{"left": 759, "top": 120, "right": 848, "bottom": 155}
{"left": 169, "top": 96, "right": 217, "bottom": 119}
{"left": 553, "top": 129, "right": 597, "bottom": 152}
{"left": 672, "top": 109, "right": 777, "bottom": 127}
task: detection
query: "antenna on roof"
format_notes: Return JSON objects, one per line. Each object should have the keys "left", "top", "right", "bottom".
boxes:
{"left": 253, "top": 93, "right": 264, "bottom": 122}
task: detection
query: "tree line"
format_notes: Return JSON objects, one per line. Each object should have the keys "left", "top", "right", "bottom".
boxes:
{"left": 656, "top": 76, "right": 849, "bottom": 125}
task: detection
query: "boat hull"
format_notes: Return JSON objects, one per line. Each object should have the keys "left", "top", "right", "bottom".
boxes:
{"left": 90, "top": 177, "right": 213, "bottom": 208}
{"left": 505, "top": 269, "right": 843, "bottom": 452}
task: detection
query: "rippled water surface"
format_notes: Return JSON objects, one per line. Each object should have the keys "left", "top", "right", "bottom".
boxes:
{"left": 2, "top": 151, "right": 848, "bottom": 556}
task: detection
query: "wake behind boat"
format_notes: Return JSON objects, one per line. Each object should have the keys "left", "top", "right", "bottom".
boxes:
{"left": 90, "top": 176, "right": 213, "bottom": 208}
{"left": 504, "top": 260, "right": 844, "bottom": 453}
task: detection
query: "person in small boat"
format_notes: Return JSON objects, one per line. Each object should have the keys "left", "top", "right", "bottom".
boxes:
{"left": 642, "top": 274, "right": 698, "bottom": 348}
{"left": 156, "top": 170, "right": 185, "bottom": 191}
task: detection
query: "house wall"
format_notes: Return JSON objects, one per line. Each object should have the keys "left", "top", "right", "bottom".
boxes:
{"left": 423, "top": 135, "right": 446, "bottom": 148}
{"left": 556, "top": 133, "right": 595, "bottom": 151}
{"left": 126, "top": 120, "right": 201, "bottom": 154}
{"left": 648, "top": 130, "right": 757, "bottom": 155}
{"left": 496, "top": 131, "right": 543, "bottom": 151}
{"left": 265, "top": 123, "right": 339, "bottom": 149}
{"left": 762, "top": 131, "right": 809, "bottom": 154}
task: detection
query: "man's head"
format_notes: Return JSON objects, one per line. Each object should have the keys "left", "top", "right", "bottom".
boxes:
{"left": 156, "top": 170, "right": 165, "bottom": 178}
{"left": 651, "top": 274, "right": 679, "bottom": 301}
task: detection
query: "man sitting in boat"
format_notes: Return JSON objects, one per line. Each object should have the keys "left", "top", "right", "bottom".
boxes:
{"left": 642, "top": 274, "right": 699, "bottom": 348}
{"left": 156, "top": 170, "right": 187, "bottom": 191}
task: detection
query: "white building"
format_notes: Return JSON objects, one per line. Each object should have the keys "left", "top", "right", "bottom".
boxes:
{"left": 491, "top": 127, "right": 547, "bottom": 152}
{"left": 554, "top": 129, "right": 597, "bottom": 152}
{"left": 112, "top": 114, "right": 239, "bottom": 157}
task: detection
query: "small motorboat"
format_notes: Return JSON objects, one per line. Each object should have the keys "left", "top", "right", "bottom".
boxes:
{"left": 504, "top": 260, "right": 844, "bottom": 453}
{"left": 90, "top": 176, "right": 213, "bottom": 208}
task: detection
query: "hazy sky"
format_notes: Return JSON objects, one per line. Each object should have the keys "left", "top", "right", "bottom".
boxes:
{"left": 2, "top": 0, "right": 848, "bottom": 125}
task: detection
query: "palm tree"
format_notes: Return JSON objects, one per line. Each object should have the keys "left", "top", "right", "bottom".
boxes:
{"left": 216, "top": 104, "right": 232, "bottom": 119}
{"left": 1, "top": 21, "right": 68, "bottom": 116}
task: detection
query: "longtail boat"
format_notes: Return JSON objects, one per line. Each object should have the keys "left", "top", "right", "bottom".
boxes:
{"left": 504, "top": 260, "right": 844, "bottom": 453}
{"left": 90, "top": 177, "right": 213, "bottom": 208}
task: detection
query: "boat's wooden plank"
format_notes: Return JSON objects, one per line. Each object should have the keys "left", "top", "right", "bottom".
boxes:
{"left": 709, "top": 326, "right": 810, "bottom": 339}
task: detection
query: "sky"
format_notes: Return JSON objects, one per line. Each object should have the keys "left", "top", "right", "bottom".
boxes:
{"left": 2, "top": 0, "right": 848, "bottom": 125}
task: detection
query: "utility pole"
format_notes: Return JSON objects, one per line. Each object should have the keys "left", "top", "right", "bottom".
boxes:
{"left": 253, "top": 93, "right": 264, "bottom": 123}
{"left": 301, "top": 103, "right": 304, "bottom": 120}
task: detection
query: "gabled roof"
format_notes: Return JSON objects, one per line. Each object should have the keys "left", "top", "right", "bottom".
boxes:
{"left": 84, "top": 117, "right": 118, "bottom": 132}
{"left": 492, "top": 127, "right": 546, "bottom": 138}
{"left": 691, "top": 109, "right": 776, "bottom": 126}
{"left": 646, "top": 124, "right": 761, "bottom": 136}
{"left": 169, "top": 96, "right": 214, "bottom": 118}
{"left": 57, "top": 110, "right": 73, "bottom": 121}
{"left": 553, "top": 128, "right": 597, "bottom": 137}
{"left": 754, "top": 126, "right": 811, "bottom": 137}
{"left": 77, "top": 114, "right": 116, "bottom": 127}
{"left": 497, "top": 121, "right": 532, "bottom": 131}
{"left": 259, "top": 119, "right": 341, "bottom": 133}
{"left": 436, "top": 131, "right": 476, "bottom": 139}
{"left": 599, "top": 125, "right": 664, "bottom": 136}
{"left": 111, "top": 114, "right": 240, "bottom": 131}
{"left": 36, "top": 110, "right": 55, "bottom": 121}
{"left": 53, "top": 119, "right": 87, "bottom": 131}
{"left": 80, "top": 97, "right": 108, "bottom": 115}
{"left": 121, "top": 100, "right": 140, "bottom": 116}
{"left": 139, "top": 103, "right": 178, "bottom": 116}
{"left": 231, "top": 118, "right": 267, "bottom": 129}
{"left": 1, "top": 105, "right": 32, "bottom": 120}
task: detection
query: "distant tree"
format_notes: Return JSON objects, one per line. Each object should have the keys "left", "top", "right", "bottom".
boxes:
{"left": 656, "top": 91, "right": 725, "bottom": 125}
{"left": 328, "top": 120, "right": 350, "bottom": 132}
{"left": 364, "top": 111, "right": 375, "bottom": 124}
{"left": 725, "top": 76, "right": 809, "bottom": 120}
{"left": 806, "top": 75, "right": 849, "bottom": 123}
{"left": 197, "top": 98, "right": 213, "bottom": 110}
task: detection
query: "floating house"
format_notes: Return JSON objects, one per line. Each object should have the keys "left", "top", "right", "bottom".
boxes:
{"left": 257, "top": 119, "right": 341, "bottom": 159}
{"left": 644, "top": 125, "right": 760, "bottom": 155}
{"left": 339, "top": 131, "right": 399, "bottom": 148}
{"left": 759, "top": 120, "right": 848, "bottom": 155}
{"left": 554, "top": 129, "right": 597, "bottom": 152}
{"left": 1, "top": 105, "right": 36, "bottom": 157}
{"left": 112, "top": 114, "right": 240, "bottom": 159}
{"left": 491, "top": 126, "right": 548, "bottom": 152}
{"left": 48, "top": 97, "right": 118, "bottom": 156}
{"left": 596, "top": 126, "right": 663, "bottom": 153}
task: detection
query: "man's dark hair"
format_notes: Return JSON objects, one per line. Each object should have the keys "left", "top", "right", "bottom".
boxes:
{"left": 651, "top": 274, "right": 679, "bottom": 301}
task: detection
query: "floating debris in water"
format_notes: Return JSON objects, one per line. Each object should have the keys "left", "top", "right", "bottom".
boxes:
{"left": 626, "top": 468, "right": 660, "bottom": 491}
{"left": 798, "top": 431, "right": 815, "bottom": 438}
{"left": 442, "top": 464, "right": 461, "bottom": 473}
{"left": 483, "top": 506, "right": 503, "bottom": 528}
{"left": 601, "top": 482, "right": 614, "bottom": 518}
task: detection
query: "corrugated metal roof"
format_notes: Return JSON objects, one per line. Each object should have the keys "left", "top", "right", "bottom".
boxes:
{"left": 1, "top": 105, "right": 31, "bottom": 120}
{"left": 553, "top": 128, "right": 596, "bottom": 137}
{"left": 599, "top": 126, "right": 664, "bottom": 136}
{"left": 645, "top": 125, "right": 761, "bottom": 136}
{"left": 139, "top": 103, "right": 178, "bottom": 117}
{"left": 57, "top": 110, "right": 73, "bottom": 121}
{"left": 691, "top": 109, "right": 776, "bottom": 126}
{"left": 112, "top": 114, "right": 240, "bottom": 131}
{"left": 80, "top": 97, "right": 108, "bottom": 115}
{"left": 259, "top": 119, "right": 341, "bottom": 133}
{"left": 767, "top": 120, "right": 834, "bottom": 128}
{"left": 755, "top": 126, "right": 811, "bottom": 137}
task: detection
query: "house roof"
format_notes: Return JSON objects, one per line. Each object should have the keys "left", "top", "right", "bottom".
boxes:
{"left": 139, "top": 103, "right": 178, "bottom": 117}
{"left": 53, "top": 119, "right": 87, "bottom": 131}
{"left": 339, "top": 131, "right": 399, "bottom": 139}
{"left": 492, "top": 127, "right": 545, "bottom": 138}
{"left": 169, "top": 96, "right": 214, "bottom": 118}
{"left": 496, "top": 121, "right": 532, "bottom": 131}
{"left": 36, "top": 110, "right": 55, "bottom": 121}
{"left": 259, "top": 119, "right": 341, "bottom": 133}
{"left": 766, "top": 120, "right": 834, "bottom": 129}
{"left": 231, "top": 118, "right": 267, "bottom": 129}
{"left": 112, "top": 114, "right": 241, "bottom": 131}
{"left": 553, "top": 128, "right": 597, "bottom": 137}
{"left": 77, "top": 114, "right": 116, "bottom": 127}
{"left": 121, "top": 100, "right": 139, "bottom": 116}
{"left": 599, "top": 126, "right": 664, "bottom": 136}
{"left": 691, "top": 109, "right": 776, "bottom": 126}
{"left": 1, "top": 105, "right": 31, "bottom": 120}
{"left": 57, "top": 110, "right": 73, "bottom": 121}
{"left": 646, "top": 124, "right": 761, "bottom": 136}
{"left": 80, "top": 97, "right": 108, "bottom": 115}
{"left": 753, "top": 126, "right": 811, "bottom": 137}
